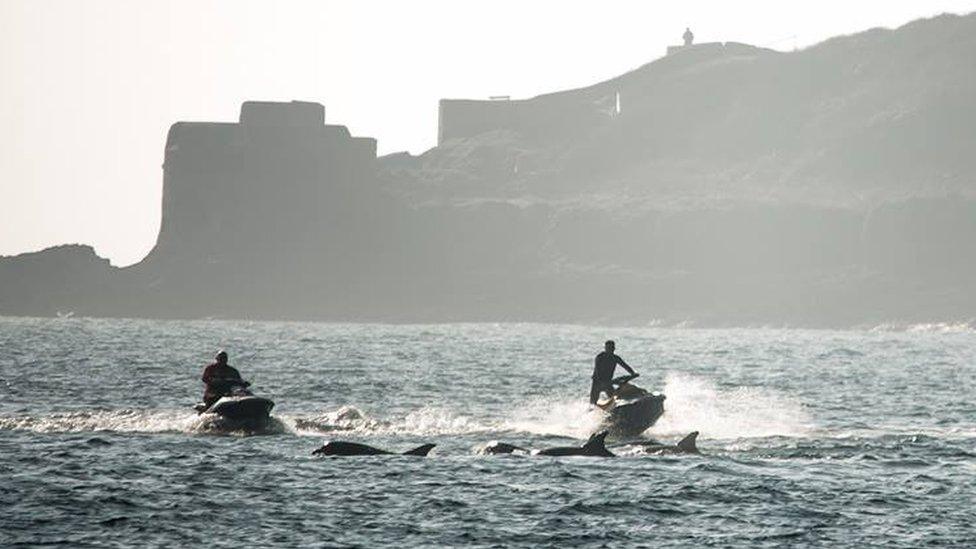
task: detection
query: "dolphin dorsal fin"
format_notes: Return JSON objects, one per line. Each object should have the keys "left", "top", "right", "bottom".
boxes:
{"left": 402, "top": 443, "right": 436, "bottom": 456}
{"left": 677, "top": 431, "right": 699, "bottom": 453}
{"left": 583, "top": 431, "right": 609, "bottom": 451}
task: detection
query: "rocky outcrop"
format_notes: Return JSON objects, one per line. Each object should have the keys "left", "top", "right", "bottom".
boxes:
{"left": 0, "top": 245, "right": 119, "bottom": 316}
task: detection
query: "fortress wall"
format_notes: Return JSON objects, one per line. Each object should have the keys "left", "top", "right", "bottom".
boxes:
{"left": 147, "top": 101, "right": 377, "bottom": 269}
{"left": 240, "top": 100, "right": 325, "bottom": 126}
{"left": 157, "top": 122, "right": 241, "bottom": 260}
{"left": 350, "top": 136, "right": 378, "bottom": 164}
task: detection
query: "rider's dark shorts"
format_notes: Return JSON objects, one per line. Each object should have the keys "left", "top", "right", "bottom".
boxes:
{"left": 589, "top": 379, "right": 614, "bottom": 404}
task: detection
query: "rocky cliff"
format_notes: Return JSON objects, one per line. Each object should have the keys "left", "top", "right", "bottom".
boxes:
{"left": 2, "top": 13, "right": 974, "bottom": 326}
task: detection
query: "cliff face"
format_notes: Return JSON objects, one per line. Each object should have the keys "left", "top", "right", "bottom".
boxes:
{"left": 2, "top": 13, "right": 975, "bottom": 326}
{"left": 421, "top": 15, "right": 976, "bottom": 206}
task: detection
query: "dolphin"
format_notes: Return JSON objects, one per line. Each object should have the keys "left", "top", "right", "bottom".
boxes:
{"left": 640, "top": 431, "right": 700, "bottom": 455}
{"left": 534, "top": 431, "right": 615, "bottom": 457}
{"left": 312, "top": 441, "right": 436, "bottom": 457}
{"left": 479, "top": 441, "right": 530, "bottom": 455}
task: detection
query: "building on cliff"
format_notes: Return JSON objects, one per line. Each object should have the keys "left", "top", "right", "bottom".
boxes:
{"left": 127, "top": 100, "right": 389, "bottom": 318}
{"left": 150, "top": 100, "right": 376, "bottom": 264}
{"left": 435, "top": 39, "right": 770, "bottom": 146}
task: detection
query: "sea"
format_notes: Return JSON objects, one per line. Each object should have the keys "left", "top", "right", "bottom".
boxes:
{"left": 1, "top": 317, "right": 974, "bottom": 547}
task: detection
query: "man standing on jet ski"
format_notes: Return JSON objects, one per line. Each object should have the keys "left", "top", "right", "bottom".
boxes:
{"left": 590, "top": 340, "right": 637, "bottom": 407}
{"left": 201, "top": 350, "right": 247, "bottom": 408}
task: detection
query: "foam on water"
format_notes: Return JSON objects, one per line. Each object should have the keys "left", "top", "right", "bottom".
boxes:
{"left": 650, "top": 373, "right": 813, "bottom": 440}
{"left": 284, "top": 405, "right": 491, "bottom": 437}
{"left": 394, "top": 405, "right": 490, "bottom": 435}
{"left": 502, "top": 396, "right": 605, "bottom": 439}
{"left": 0, "top": 409, "right": 295, "bottom": 436}
{"left": 0, "top": 372, "right": 849, "bottom": 445}
{"left": 0, "top": 409, "right": 204, "bottom": 434}
{"left": 2, "top": 405, "right": 491, "bottom": 438}
{"left": 290, "top": 399, "right": 609, "bottom": 440}
{"left": 285, "top": 405, "right": 381, "bottom": 434}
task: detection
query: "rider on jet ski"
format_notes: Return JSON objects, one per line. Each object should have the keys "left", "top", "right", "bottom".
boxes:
{"left": 590, "top": 340, "right": 638, "bottom": 408}
{"left": 201, "top": 350, "right": 248, "bottom": 408}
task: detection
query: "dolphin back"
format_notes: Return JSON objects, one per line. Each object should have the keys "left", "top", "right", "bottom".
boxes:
{"left": 312, "top": 441, "right": 390, "bottom": 456}
{"left": 481, "top": 441, "right": 528, "bottom": 455}
{"left": 401, "top": 443, "right": 436, "bottom": 456}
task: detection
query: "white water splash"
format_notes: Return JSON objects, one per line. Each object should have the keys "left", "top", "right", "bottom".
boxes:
{"left": 1, "top": 404, "right": 491, "bottom": 438}
{"left": 650, "top": 373, "right": 812, "bottom": 440}
{"left": 395, "top": 406, "right": 489, "bottom": 435}
{"left": 502, "top": 397, "right": 604, "bottom": 439}
{"left": 285, "top": 405, "right": 490, "bottom": 437}
{"left": 285, "top": 405, "right": 382, "bottom": 434}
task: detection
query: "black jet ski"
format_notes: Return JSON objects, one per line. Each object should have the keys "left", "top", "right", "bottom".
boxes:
{"left": 598, "top": 374, "right": 665, "bottom": 437}
{"left": 194, "top": 381, "right": 274, "bottom": 429}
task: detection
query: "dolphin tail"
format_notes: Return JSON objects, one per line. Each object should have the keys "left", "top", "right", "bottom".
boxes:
{"left": 402, "top": 443, "right": 436, "bottom": 456}
{"left": 677, "top": 431, "right": 700, "bottom": 453}
{"left": 583, "top": 430, "right": 613, "bottom": 456}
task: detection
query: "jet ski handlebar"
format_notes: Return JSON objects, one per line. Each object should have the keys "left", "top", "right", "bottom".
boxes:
{"left": 211, "top": 379, "right": 253, "bottom": 397}
{"left": 213, "top": 378, "right": 250, "bottom": 387}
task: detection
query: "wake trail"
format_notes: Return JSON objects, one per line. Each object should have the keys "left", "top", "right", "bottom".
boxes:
{"left": 0, "top": 409, "right": 211, "bottom": 434}
{"left": 283, "top": 405, "right": 493, "bottom": 437}
{"left": 0, "top": 373, "right": 814, "bottom": 441}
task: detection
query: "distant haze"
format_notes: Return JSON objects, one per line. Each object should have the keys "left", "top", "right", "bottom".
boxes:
{"left": 1, "top": 0, "right": 976, "bottom": 266}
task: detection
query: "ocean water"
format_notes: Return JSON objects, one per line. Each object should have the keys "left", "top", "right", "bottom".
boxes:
{"left": 1, "top": 317, "right": 974, "bottom": 547}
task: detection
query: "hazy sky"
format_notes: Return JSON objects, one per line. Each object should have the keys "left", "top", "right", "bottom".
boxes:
{"left": 2, "top": 0, "right": 975, "bottom": 266}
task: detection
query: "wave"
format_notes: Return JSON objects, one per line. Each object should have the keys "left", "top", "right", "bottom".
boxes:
{"left": 723, "top": 431, "right": 976, "bottom": 460}
{"left": 809, "top": 425, "right": 976, "bottom": 441}
{"left": 867, "top": 321, "right": 975, "bottom": 333}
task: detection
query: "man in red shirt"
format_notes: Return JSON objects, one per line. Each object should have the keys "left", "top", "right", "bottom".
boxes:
{"left": 201, "top": 350, "right": 245, "bottom": 408}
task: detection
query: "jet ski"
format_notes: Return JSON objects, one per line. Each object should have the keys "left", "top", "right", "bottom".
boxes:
{"left": 194, "top": 381, "right": 274, "bottom": 429}
{"left": 598, "top": 374, "right": 665, "bottom": 437}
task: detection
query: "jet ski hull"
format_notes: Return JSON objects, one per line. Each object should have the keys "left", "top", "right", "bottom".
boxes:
{"left": 603, "top": 394, "right": 665, "bottom": 437}
{"left": 204, "top": 395, "right": 274, "bottom": 428}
